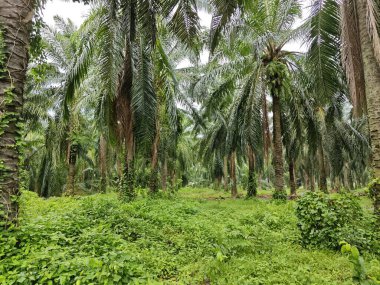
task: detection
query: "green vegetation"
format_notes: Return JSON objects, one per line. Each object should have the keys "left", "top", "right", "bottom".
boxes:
{"left": 1, "top": 188, "right": 379, "bottom": 284}
{"left": 1, "top": 0, "right": 380, "bottom": 284}
{"left": 296, "top": 192, "right": 379, "bottom": 252}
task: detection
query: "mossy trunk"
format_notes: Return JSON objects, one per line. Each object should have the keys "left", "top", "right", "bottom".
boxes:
{"left": 0, "top": 0, "right": 35, "bottom": 227}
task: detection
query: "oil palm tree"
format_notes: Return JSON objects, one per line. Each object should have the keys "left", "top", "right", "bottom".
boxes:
{"left": 0, "top": 0, "right": 36, "bottom": 226}
{"left": 208, "top": 0, "right": 303, "bottom": 199}
{"left": 308, "top": 0, "right": 380, "bottom": 213}
{"left": 23, "top": 17, "right": 98, "bottom": 196}
{"left": 77, "top": 0, "right": 200, "bottom": 199}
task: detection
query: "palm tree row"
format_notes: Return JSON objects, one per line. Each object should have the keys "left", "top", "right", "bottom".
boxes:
{"left": 0, "top": 0, "right": 380, "bottom": 226}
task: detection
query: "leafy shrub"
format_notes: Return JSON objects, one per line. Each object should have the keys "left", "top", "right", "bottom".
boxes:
{"left": 0, "top": 189, "right": 374, "bottom": 284}
{"left": 296, "top": 192, "right": 378, "bottom": 252}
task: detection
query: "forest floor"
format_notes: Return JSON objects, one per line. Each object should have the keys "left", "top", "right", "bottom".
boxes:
{"left": 1, "top": 188, "right": 379, "bottom": 284}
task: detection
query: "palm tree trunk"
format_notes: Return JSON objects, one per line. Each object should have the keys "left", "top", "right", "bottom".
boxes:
{"left": 99, "top": 134, "right": 107, "bottom": 193}
{"left": 116, "top": 38, "right": 135, "bottom": 199}
{"left": 356, "top": 0, "right": 380, "bottom": 217}
{"left": 0, "top": 0, "right": 35, "bottom": 226}
{"left": 272, "top": 94, "right": 285, "bottom": 198}
{"left": 223, "top": 155, "right": 229, "bottom": 192}
{"left": 262, "top": 89, "right": 271, "bottom": 167}
{"left": 341, "top": 0, "right": 367, "bottom": 118}
{"left": 247, "top": 146, "right": 257, "bottom": 197}
{"left": 310, "top": 172, "right": 316, "bottom": 192}
{"left": 123, "top": 135, "right": 134, "bottom": 199}
{"left": 116, "top": 152, "right": 123, "bottom": 178}
{"left": 303, "top": 169, "right": 309, "bottom": 191}
{"left": 289, "top": 159, "right": 296, "bottom": 196}
{"left": 230, "top": 151, "right": 237, "bottom": 198}
{"left": 343, "top": 163, "right": 353, "bottom": 190}
{"left": 318, "top": 144, "right": 328, "bottom": 193}
{"left": 162, "top": 156, "right": 167, "bottom": 191}
{"left": 149, "top": 122, "right": 160, "bottom": 193}
{"left": 66, "top": 143, "right": 78, "bottom": 196}
{"left": 171, "top": 170, "right": 176, "bottom": 189}
{"left": 216, "top": 176, "right": 222, "bottom": 190}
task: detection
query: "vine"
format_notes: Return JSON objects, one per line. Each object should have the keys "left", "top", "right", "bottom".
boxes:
{"left": 0, "top": 25, "right": 26, "bottom": 226}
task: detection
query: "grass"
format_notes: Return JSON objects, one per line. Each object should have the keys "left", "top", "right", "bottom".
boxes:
{"left": 0, "top": 187, "right": 379, "bottom": 284}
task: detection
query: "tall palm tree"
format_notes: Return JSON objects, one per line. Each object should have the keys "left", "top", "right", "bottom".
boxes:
{"left": 355, "top": 0, "right": 380, "bottom": 215}
{"left": 77, "top": 0, "right": 200, "bottom": 199}
{"left": 0, "top": 0, "right": 35, "bottom": 226}
{"left": 309, "top": 0, "right": 380, "bottom": 213}
{"left": 208, "top": 0, "right": 303, "bottom": 199}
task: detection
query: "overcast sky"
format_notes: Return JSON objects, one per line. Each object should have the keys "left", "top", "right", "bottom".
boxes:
{"left": 42, "top": 1, "right": 306, "bottom": 66}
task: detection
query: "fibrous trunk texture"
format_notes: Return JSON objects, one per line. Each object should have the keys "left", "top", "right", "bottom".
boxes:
{"left": 272, "top": 94, "right": 285, "bottom": 197}
{"left": 66, "top": 143, "right": 78, "bottom": 196}
{"left": 247, "top": 146, "right": 257, "bottom": 197}
{"left": 289, "top": 160, "right": 296, "bottom": 197}
{"left": 149, "top": 122, "right": 160, "bottom": 193}
{"left": 341, "top": 0, "right": 367, "bottom": 118}
{"left": 223, "top": 155, "right": 229, "bottom": 192}
{"left": 99, "top": 134, "right": 107, "bottom": 193}
{"left": 230, "top": 152, "right": 237, "bottom": 198}
{"left": 318, "top": 144, "right": 328, "bottom": 193}
{"left": 162, "top": 156, "right": 167, "bottom": 191}
{"left": 356, "top": 0, "right": 380, "bottom": 216}
{"left": 116, "top": 39, "right": 135, "bottom": 199}
{"left": 0, "top": 0, "right": 35, "bottom": 226}
{"left": 262, "top": 89, "right": 271, "bottom": 166}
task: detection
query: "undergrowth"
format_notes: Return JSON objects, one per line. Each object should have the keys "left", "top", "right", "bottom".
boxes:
{"left": 0, "top": 188, "right": 379, "bottom": 284}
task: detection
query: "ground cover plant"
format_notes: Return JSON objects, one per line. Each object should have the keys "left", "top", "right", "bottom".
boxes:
{"left": 1, "top": 188, "right": 380, "bottom": 284}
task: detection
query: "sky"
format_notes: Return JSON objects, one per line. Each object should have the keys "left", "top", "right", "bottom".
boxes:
{"left": 43, "top": 2, "right": 213, "bottom": 28}
{"left": 42, "top": 1, "right": 307, "bottom": 66}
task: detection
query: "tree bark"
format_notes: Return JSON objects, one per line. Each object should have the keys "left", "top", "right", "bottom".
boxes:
{"left": 356, "top": 0, "right": 380, "bottom": 216}
{"left": 341, "top": 0, "right": 367, "bottom": 118}
{"left": 223, "top": 155, "right": 229, "bottom": 192}
{"left": 310, "top": 172, "right": 315, "bottom": 192}
{"left": 116, "top": 152, "right": 123, "bottom": 178}
{"left": 162, "top": 156, "right": 167, "bottom": 191}
{"left": 247, "top": 145, "right": 257, "bottom": 197}
{"left": 318, "top": 144, "right": 328, "bottom": 193}
{"left": 66, "top": 143, "right": 77, "bottom": 196}
{"left": 230, "top": 151, "right": 237, "bottom": 198}
{"left": 262, "top": 89, "right": 271, "bottom": 167}
{"left": 149, "top": 121, "right": 160, "bottom": 193}
{"left": 171, "top": 170, "right": 176, "bottom": 189}
{"left": 0, "top": 0, "right": 35, "bottom": 226}
{"left": 289, "top": 159, "right": 296, "bottom": 196}
{"left": 216, "top": 176, "right": 222, "bottom": 190}
{"left": 99, "top": 134, "right": 107, "bottom": 193}
{"left": 303, "top": 169, "right": 309, "bottom": 191}
{"left": 272, "top": 94, "right": 285, "bottom": 197}
{"left": 116, "top": 38, "right": 135, "bottom": 199}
